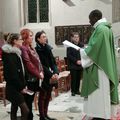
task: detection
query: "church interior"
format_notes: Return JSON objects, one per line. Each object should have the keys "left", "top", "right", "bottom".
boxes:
{"left": 0, "top": 0, "right": 120, "bottom": 120}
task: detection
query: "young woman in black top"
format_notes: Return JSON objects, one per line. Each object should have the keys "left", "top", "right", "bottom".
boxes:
{"left": 2, "top": 33, "right": 29, "bottom": 120}
{"left": 35, "top": 31, "right": 59, "bottom": 120}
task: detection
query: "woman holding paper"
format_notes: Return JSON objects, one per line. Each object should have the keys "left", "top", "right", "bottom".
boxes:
{"left": 20, "top": 29, "right": 44, "bottom": 120}
{"left": 2, "top": 33, "right": 29, "bottom": 120}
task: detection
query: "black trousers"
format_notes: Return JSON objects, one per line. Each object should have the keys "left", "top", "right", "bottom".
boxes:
{"left": 70, "top": 69, "right": 83, "bottom": 93}
{"left": 24, "top": 81, "right": 39, "bottom": 120}
{"left": 10, "top": 102, "right": 29, "bottom": 120}
{"left": 38, "top": 87, "right": 52, "bottom": 118}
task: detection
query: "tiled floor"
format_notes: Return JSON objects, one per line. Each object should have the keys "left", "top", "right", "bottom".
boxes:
{"left": 0, "top": 91, "right": 85, "bottom": 120}
{"left": 1, "top": 89, "right": 120, "bottom": 120}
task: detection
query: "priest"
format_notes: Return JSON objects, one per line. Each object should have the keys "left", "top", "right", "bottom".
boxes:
{"left": 80, "top": 9, "right": 119, "bottom": 120}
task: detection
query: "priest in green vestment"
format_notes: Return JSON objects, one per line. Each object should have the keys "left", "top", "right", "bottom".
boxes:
{"left": 80, "top": 9, "right": 119, "bottom": 120}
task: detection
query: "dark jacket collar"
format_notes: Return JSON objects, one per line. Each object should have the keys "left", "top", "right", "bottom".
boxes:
{"left": 36, "top": 43, "right": 53, "bottom": 51}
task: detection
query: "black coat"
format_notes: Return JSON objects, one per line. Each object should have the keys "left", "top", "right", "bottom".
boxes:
{"left": 2, "top": 52, "right": 26, "bottom": 92}
{"left": 35, "top": 43, "right": 59, "bottom": 90}
{"left": 2, "top": 45, "right": 27, "bottom": 105}
{"left": 67, "top": 43, "right": 84, "bottom": 70}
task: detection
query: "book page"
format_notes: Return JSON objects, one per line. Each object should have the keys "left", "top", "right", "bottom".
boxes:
{"left": 26, "top": 89, "right": 34, "bottom": 96}
{"left": 63, "top": 40, "right": 80, "bottom": 50}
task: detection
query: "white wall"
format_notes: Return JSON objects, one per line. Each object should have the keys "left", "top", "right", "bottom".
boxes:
{"left": 51, "top": 0, "right": 112, "bottom": 25}
{"left": 1, "top": 0, "right": 113, "bottom": 58}
{"left": 112, "top": 22, "right": 120, "bottom": 38}
{"left": 112, "top": 22, "right": 120, "bottom": 47}
{"left": 48, "top": 0, "right": 112, "bottom": 58}
{"left": 94, "top": 0, "right": 112, "bottom": 22}
{"left": 51, "top": 0, "right": 95, "bottom": 26}
{"left": 1, "top": 0, "right": 21, "bottom": 33}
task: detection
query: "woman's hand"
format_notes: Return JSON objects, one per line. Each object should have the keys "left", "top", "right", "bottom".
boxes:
{"left": 54, "top": 74, "right": 59, "bottom": 80}
{"left": 50, "top": 74, "right": 57, "bottom": 84}
{"left": 21, "top": 88, "right": 27, "bottom": 94}
{"left": 40, "top": 72, "right": 44, "bottom": 79}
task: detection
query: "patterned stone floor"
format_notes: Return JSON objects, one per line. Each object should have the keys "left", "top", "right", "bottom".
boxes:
{"left": 0, "top": 91, "right": 85, "bottom": 120}
{"left": 1, "top": 89, "right": 120, "bottom": 120}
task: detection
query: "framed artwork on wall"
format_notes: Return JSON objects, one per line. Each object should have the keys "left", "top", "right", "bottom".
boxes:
{"left": 55, "top": 25, "right": 92, "bottom": 45}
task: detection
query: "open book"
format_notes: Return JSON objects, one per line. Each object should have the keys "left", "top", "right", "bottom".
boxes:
{"left": 63, "top": 40, "right": 80, "bottom": 50}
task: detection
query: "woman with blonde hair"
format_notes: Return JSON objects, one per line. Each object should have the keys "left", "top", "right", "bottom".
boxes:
{"left": 20, "top": 29, "right": 44, "bottom": 120}
{"left": 2, "top": 33, "right": 29, "bottom": 120}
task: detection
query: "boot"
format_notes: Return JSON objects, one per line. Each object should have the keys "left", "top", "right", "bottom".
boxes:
{"left": 40, "top": 116, "right": 49, "bottom": 120}
{"left": 45, "top": 115, "right": 57, "bottom": 120}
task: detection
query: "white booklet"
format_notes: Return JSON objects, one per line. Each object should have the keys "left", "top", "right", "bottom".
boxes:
{"left": 26, "top": 89, "right": 34, "bottom": 96}
{"left": 63, "top": 40, "right": 80, "bottom": 50}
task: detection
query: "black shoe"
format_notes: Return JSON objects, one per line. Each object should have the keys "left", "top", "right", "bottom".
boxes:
{"left": 40, "top": 117, "right": 49, "bottom": 120}
{"left": 75, "top": 91, "right": 81, "bottom": 95}
{"left": 71, "top": 93, "right": 75, "bottom": 96}
{"left": 92, "top": 118, "right": 106, "bottom": 120}
{"left": 45, "top": 115, "right": 57, "bottom": 120}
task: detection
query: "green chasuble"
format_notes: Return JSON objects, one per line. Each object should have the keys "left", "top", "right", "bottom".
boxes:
{"left": 81, "top": 22, "right": 119, "bottom": 104}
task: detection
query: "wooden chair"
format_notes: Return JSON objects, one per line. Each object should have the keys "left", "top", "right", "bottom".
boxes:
{"left": 57, "top": 59, "right": 71, "bottom": 92}
{"left": 0, "top": 59, "right": 6, "bottom": 106}
{"left": 57, "top": 59, "right": 67, "bottom": 72}
{"left": 55, "top": 56, "right": 60, "bottom": 67}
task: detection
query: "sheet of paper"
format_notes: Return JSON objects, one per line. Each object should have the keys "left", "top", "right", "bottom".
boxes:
{"left": 39, "top": 79, "right": 42, "bottom": 87}
{"left": 63, "top": 40, "right": 80, "bottom": 50}
{"left": 26, "top": 90, "right": 34, "bottom": 96}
